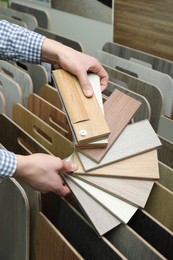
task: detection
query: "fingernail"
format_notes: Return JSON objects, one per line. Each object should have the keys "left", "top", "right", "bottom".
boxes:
{"left": 85, "top": 89, "right": 93, "bottom": 97}
{"left": 71, "top": 163, "right": 78, "bottom": 171}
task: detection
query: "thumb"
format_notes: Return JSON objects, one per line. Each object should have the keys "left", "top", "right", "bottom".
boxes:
{"left": 62, "top": 160, "right": 78, "bottom": 174}
{"left": 78, "top": 73, "right": 94, "bottom": 97}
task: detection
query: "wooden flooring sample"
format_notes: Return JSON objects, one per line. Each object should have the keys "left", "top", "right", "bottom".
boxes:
{"left": 0, "top": 92, "right": 5, "bottom": 114}
{"left": 78, "top": 89, "right": 141, "bottom": 162}
{"left": 52, "top": 69, "right": 110, "bottom": 144}
{"left": 36, "top": 213, "right": 83, "bottom": 260}
{"left": 64, "top": 176, "right": 120, "bottom": 236}
{"left": 158, "top": 161, "right": 173, "bottom": 192}
{"left": 69, "top": 176, "right": 138, "bottom": 224}
{"left": 77, "top": 120, "right": 161, "bottom": 172}
{"left": 76, "top": 175, "right": 154, "bottom": 207}
{"left": 12, "top": 104, "right": 73, "bottom": 159}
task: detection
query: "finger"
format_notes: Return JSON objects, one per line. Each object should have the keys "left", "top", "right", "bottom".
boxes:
{"left": 55, "top": 185, "right": 71, "bottom": 197}
{"left": 62, "top": 160, "right": 78, "bottom": 173}
{"left": 76, "top": 72, "right": 94, "bottom": 97}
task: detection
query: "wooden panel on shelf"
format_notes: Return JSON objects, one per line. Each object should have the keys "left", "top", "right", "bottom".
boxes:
{"left": 158, "top": 115, "right": 173, "bottom": 142}
{"left": 0, "top": 92, "right": 5, "bottom": 114}
{"left": 78, "top": 89, "right": 141, "bottom": 162}
{"left": 53, "top": 69, "right": 110, "bottom": 145}
{"left": 12, "top": 104, "right": 73, "bottom": 159}
{"left": 0, "top": 13, "right": 27, "bottom": 28}
{"left": 39, "top": 84, "right": 62, "bottom": 110}
{"left": 158, "top": 135, "right": 173, "bottom": 168}
{"left": 158, "top": 161, "right": 173, "bottom": 192}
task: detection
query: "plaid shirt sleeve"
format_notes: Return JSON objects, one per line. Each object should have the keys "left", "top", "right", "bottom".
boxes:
{"left": 0, "top": 20, "right": 45, "bottom": 63}
{"left": 0, "top": 149, "right": 17, "bottom": 179}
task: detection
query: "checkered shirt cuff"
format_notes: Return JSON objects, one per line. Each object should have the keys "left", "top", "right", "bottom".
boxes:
{"left": 0, "top": 150, "right": 17, "bottom": 179}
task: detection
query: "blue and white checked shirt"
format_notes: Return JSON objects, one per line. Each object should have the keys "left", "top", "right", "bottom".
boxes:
{"left": 0, "top": 20, "right": 45, "bottom": 179}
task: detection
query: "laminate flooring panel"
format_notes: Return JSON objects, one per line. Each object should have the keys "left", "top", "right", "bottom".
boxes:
{"left": 69, "top": 176, "right": 138, "bottom": 224}
{"left": 0, "top": 178, "right": 29, "bottom": 260}
{"left": 64, "top": 176, "right": 120, "bottom": 236}
{"left": 0, "top": 60, "right": 33, "bottom": 107}
{"left": 43, "top": 196, "right": 125, "bottom": 259}
{"left": 12, "top": 104, "right": 73, "bottom": 159}
{"left": 105, "top": 81, "right": 151, "bottom": 123}
{"left": 0, "top": 92, "right": 5, "bottom": 114}
{"left": 158, "top": 135, "right": 173, "bottom": 168}
{"left": 27, "top": 93, "right": 72, "bottom": 140}
{"left": 103, "top": 64, "right": 163, "bottom": 132}
{"left": 102, "top": 42, "right": 173, "bottom": 80}
{"left": 105, "top": 223, "right": 165, "bottom": 260}
{"left": 36, "top": 213, "right": 83, "bottom": 260}
{"left": 53, "top": 69, "right": 110, "bottom": 145}
{"left": 0, "top": 13, "right": 27, "bottom": 28}
{"left": 77, "top": 120, "right": 161, "bottom": 172}
{"left": 144, "top": 182, "right": 173, "bottom": 232}
{"left": 128, "top": 209, "right": 173, "bottom": 259}
{"left": 0, "top": 72, "right": 22, "bottom": 118}
{"left": 94, "top": 50, "right": 173, "bottom": 118}
{"left": 73, "top": 149, "right": 159, "bottom": 179}
{"left": 158, "top": 161, "right": 173, "bottom": 192}
{"left": 75, "top": 174, "right": 154, "bottom": 208}
{"left": 158, "top": 115, "right": 173, "bottom": 142}
{"left": 78, "top": 89, "right": 141, "bottom": 162}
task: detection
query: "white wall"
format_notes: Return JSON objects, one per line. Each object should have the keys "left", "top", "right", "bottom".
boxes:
{"left": 10, "top": 0, "right": 113, "bottom": 55}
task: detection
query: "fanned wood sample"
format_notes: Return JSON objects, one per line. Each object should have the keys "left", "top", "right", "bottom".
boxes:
{"left": 76, "top": 175, "right": 154, "bottom": 208}
{"left": 64, "top": 176, "right": 120, "bottom": 236}
{"left": 69, "top": 176, "right": 138, "bottom": 224}
{"left": 52, "top": 69, "right": 110, "bottom": 144}
{"left": 78, "top": 89, "right": 141, "bottom": 162}
{"left": 27, "top": 93, "right": 72, "bottom": 140}
{"left": 12, "top": 104, "right": 73, "bottom": 159}
{"left": 77, "top": 120, "right": 161, "bottom": 172}
{"left": 36, "top": 213, "right": 83, "bottom": 260}
{"left": 73, "top": 150, "right": 159, "bottom": 179}
{"left": 145, "top": 182, "right": 173, "bottom": 232}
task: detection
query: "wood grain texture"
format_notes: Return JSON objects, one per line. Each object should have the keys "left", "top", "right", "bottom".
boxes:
{"left": 12, "top": 104, "right": 73, "bottom": 159}
{"left": 93, "top": 50, "right": 173, "bottom": 118}
{"left": 103, "top": 64, "right": 163, "bottom": 132}
{"left": 64, "top": 176, "right": 120, "bottom": 236}
{"left": 0, "top": 72, "right": 22, "bottom": 118}
{"left": 128, "top": 209, "right": 173, "bottom": 259}
{"left": 158, "top": 161, "right": 173, "bottom": 192}
{"left": 69, "top": 176, "right": 138, "bottom": 224}
{"left": 145, "top": 182, "right": 173, "bottom": 232}
{"left": 102, "top": 41, "right": 173, "bottom": 80}
{"left": 0, "top": 60, "right": 33, "bottom": 107}
{"left": 158, "top": 115, "right": 173, "bottom": 142}
{"left": 36, "top": 213, "right": 83, "bottom": 260}
{"left": 78, "top": 89, "right": 141, "bottom": 162}
{"left": 0, "top": 92, "right": 5, "bottom": 114}
{"left": 158, "top": 135, "right": 173, "bottom": 168}
{"left": 27, "top": 93, "right": 72, "bottom": 140}
{"left": 105, "top": 81, "right": 151, "bottom": 123}
{"left": 39, "top": 84, "right": 63, "bottom": 110}
{"left": 73, "top": 150, "right": 159, "bottom": 179}
{"left": 113, "top": 0, "right": 173, "bottom": 61}
{"left": 0, "top": 178, "right": 29, "bottom": 260}
{"left": 53, "top": 69, "right": 110, "bottom": 144}
{"left": 75, "top": 175, "right": 154, "bottom": 208}
{"left": 105, "top": 223, "right": 165, "bottom": 259}
{"left": 77, "top": 120, "right": 161, "bottom": 172}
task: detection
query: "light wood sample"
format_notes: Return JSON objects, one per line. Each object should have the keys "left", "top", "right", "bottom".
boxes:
{"left": 52, "top": 69, "right": 110, "bottom": 144}
{"left": 76, "top": 175, "right": 154, "bottom": 208}
{"left": 69, "top": 176, "right": 138, "bottom": 224}
{"left": 64, "top": 176, "right": 120, "bottom": 236}
{"left": 12, "top": 104, "right": 73, "bottom": 159}
{"left": 77, "top": 120, "right": 161, "bottom": 172}
{"left": 36, "top": 213, "right": 83, "bottom": 260}
{"left": 78, "top": 89, "right": 141, "bottom": 162}
{"left": 73, "top": 150, "right": 159, "bottom": 179}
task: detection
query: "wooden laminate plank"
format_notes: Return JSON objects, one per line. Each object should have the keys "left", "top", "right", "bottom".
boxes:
{"left": 0, "top": 92, "right": 5, "bottom": 114}
{"left": 0, "top": 72, "right": 22, "bottom": 118}
{"left": 128, "top": 209, "right": 173, "bottom": 259}
{"left": 0, "top": 13, "right": 27, "bottom": 28}
{"left": 64, "top": 176, "right": 120, "bottom": 236}
{"left": 75, "top": 175, "right": 154, "bottom": 208}
{"left": 158, "top": 161, "right": 173, "bottom": 192}
{"left": 158, "top": 115, "right": 173, "bottom": 142}
{"left": 69, "top": 176, "right": 138, "bottom": 224}
{"left": 53, "top": 69, "right": 110, "bottom": 144}
{"left": 158, "top": 135, "right": 173, "bottom": 168}
{"left": 0, "top": 178, "right": 29, "bottom": 260}
{"left": 73, "top": 150, "right": 159, "bottom": 179}
{"left": 94, "top": 50, "right": 173, "bottom": 118}
{"left": 144, "top": 182, "right": 173, "bottom": 232}
{"left": 103, "top": 64, "right": 163, "bottom": 132}
{"left": 78, "top": 89, "right": 141, "bottom": 162}
{"left": 36, "top": 213, "right": 83, "bottom": 260}
{"left": 77, "top": 120, "right": 161, "bottom": 172}
{"left": 27, "top": 93, "right": 72, "bottom": 140}
{"left": 12, "top": 104, "right": 73, "bottom": 159}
